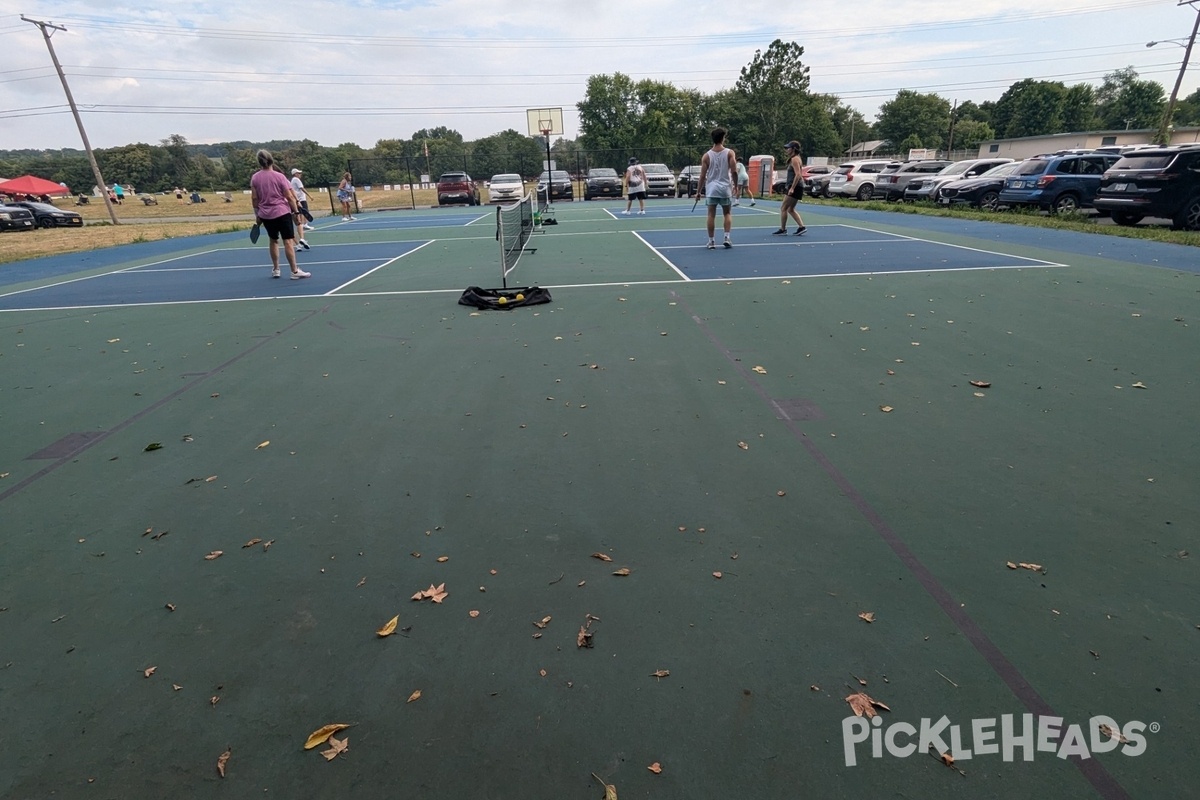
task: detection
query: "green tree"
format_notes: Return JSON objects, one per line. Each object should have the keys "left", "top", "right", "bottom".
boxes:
{"left": 96, "top": 144, "right": 156, "bottom": 192}
{"left": 875, "top": 90, "right": 952, "bottom": 151}
{"left": 992, "top": 79, "right": 1066, "bottom": 137}
{"left": 1174, "top": 88, "right": 1200, "bottom": 127}
{"left": 734, "top": 40, "right": 812, "bottom": 156}
{"left": 160, "top": 134, "right": 190, "bottom": 184}
{"left": 577, "top": 73, "right": 640, "bottom": 155}
{"left": 950, "top": 119, "right": 995, "bottom": 152}
{"left": 1095, "top": 67, "right": 1165, "bottom": 131}
{"left": 1062, "top": 84, "right": 1097, "bottom": 132}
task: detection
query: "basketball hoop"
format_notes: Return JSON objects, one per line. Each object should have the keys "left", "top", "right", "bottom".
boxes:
{"left": 527, "top": 108, "right": 565, "bottom": 209}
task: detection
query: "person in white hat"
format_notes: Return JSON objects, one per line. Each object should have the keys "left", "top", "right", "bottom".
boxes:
{"left": 290, "top": 168, "right": 312, "bottom": 249}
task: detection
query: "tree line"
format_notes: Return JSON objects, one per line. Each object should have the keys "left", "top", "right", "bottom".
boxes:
{"left": 4, "top": 39, "right": 1199, "bottom": 195}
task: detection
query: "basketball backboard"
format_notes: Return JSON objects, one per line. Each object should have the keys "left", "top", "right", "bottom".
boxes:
{"left": 526, "top": 108, "right": 564, "bottom": 137}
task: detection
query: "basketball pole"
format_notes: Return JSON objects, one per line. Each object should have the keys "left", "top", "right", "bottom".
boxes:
{"left": 542, "top": 128, "right": 553, "bottom": 207}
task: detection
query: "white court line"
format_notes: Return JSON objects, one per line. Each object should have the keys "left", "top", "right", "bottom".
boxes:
{"left": 833, "top": 223, "right": 1068, "bottom": 267}
{"left": 463, "top": 213, "right": 491, "bottom": 226}
{"left": 130, "top": 257, "right": 395, "bottom": 273}
{"left": 631, "top": 231, "right": 690, "bottom": 281}
{"left": 328, "top": 240, "right": 435, "bottom": 294}
{"left": 654, "top": 238, "right": 907, "bottom": 250}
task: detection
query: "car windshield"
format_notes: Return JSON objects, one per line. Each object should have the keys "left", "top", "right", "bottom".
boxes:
{"left": 1111, "top": 154, "right": 1173, "bottom": 170}
{"left": 589, "top": 169, "right": 618, "bottom": 178}
{"left": 642, "top": 164, "right": 670, "bottom": 174}
{"left": 940, "top": 162, "right": 979, "bottom": 176}
{"left": 491, "top": 174, "right": 521, "bottom": 183}
{"left": 975, "top": 162, "right": 1024, "bottom": 179}
{"left": 23, "top": 202, "right": 59, "bottom": 212}
{"left": 439, "top": 174, "right": 468, "bottom": 182}
{"left": 539, "top": 171, "right": 570, "bottom": 181}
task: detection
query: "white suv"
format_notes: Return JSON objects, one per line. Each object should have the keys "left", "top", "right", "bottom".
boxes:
{"left": 641, "top": 163, "right": 676, "bottom": 197}
{"left": 826, "top": 160, "right": 897, "bottom": 201}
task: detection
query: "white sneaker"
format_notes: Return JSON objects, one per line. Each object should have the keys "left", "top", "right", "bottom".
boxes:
{"left": 637, "top": 210, "right": 645, "bottom": 215}
{"left": 706, "top": 240, "right": 716, "bottom": 250}
{"left": 271, "top": 267, "right": 280, "bottom": 279}
{"left": 348, "top": 215, "right": 357, "bottom": 221}
{"left": 298, "top": 239, "right": 311, "bottom": 250}
{"left": 733, "top": 200, "right": 740, "bottom": 206}
{"left": 621, "top": 210, "right": 630, "bottom": 215}
{"left": 749, "top": 200, "right": 756, "bottom": 206}
{"left": 723, "top": 237, "right": 732, "bottom": 249}
{"left": 291, "top": 269, "right": 311, "bottom": 280}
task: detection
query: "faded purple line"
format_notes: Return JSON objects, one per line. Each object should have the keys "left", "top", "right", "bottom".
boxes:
{"left": 0, "top": 307, "right": 324, "bottom": 505}
{"left": 672, "top": 291, "right": 1130, "bottom": 800}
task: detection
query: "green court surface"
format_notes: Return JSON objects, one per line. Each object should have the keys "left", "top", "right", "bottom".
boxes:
{"left": 0, "top": 200, "right": 1197, "bottom": 799}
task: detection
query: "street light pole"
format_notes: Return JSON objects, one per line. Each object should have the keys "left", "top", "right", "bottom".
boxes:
{"left": 1151, "top": 1, "right": 1200, "bottom": 145}
{"left": 21, "top": 15, "right": 119, "bottom": 224}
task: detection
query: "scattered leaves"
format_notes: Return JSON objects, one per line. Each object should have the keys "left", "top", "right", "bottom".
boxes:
{"left": 321, "top": 735, "right": 349, "bottom": 761}
{"left": 776, "top": 490, "right": 786, "bottom": 497}
{"left": 242, "top": 538, "right": 262, "bottom": 548}
{"left": 969, "top": 380, "right": 991, "bottom": 388}
{"left": 1099, "top": 724, "right": 1130, "bottom": 744}
{"left": 845, "top": 692, "right": 890, "bottom": 718}
{"left": 737, "top": 441, "right": 749, "bottom": 450}
{"left": 533, "top": 615, "right": 552, "bottom": 629}
{"left": 305, "top": 724, "right": 351, "bottom": 750}
{"left": 879, "top": 405, "right": 893, "bottom": 413}
{"left": 376, "top": 615, "right": 399, "bottom": 638}
{"left": 612, "top": 568, "right": 631, "bottom": 577}
{"left": 204, "top": 551, "right": 223, "bottom": 561}
{"left": 577, "top": 625, "right": 594, "bottom": 648}
{"left": 647, "top": 762, "right": 663, "bottom": 774}
{"left": 262, "top": 540, "right": 274, "bottom": 551}
{"left": 858, "top": 612, "right": 875, "bottom": 624}
{"left": 407, "top": 690, "right": 422, "bottom": 703}
{"left": 469, "top": 610, "right": 480, "bottom": 618}
{"left": 356, "top": 577, "right": 367, "bottom": 588}
{"left": 810, "top": 685, "right": 820, "bottom": 692}
{"left": 216, "top": 747, "right": 231, "bottom": 778}
{"left": 650, "top": 669, "right": 670, "bottom": 679}
{"left": 712, "top": 571, "right": 723, "bottom": 579}
{"left": 539, "top": 669, "right": 547, "bottom": 677}
{"left": 1132, "top": 381, "right": 1147, "bottom": 389}
{"left": 144, "top": 442, "right": 163, "bottom": 451}
{"left": 143, "top": 666, "right": 157, "bottom": 678}
{"left": 255, "top": 440, "right": 270, "bottom": 450}
{"left": 591, "top": 552, "right": 613, "bottom": 562}
{"left": 752, "top": 366, "right": 767, "bottom": 374}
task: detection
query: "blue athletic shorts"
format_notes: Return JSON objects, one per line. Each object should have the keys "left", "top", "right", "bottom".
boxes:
{"left": 706, "top": 195, "right": 732, "bottom": 208}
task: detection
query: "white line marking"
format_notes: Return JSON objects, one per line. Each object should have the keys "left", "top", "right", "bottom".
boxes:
{"left": 328, "top": 240, "right": 434, "bottom": 294}
{"left": 631, "top": 231, "right": 689, "bottom": 281}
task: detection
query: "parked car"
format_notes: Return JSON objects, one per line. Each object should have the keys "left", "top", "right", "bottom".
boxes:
{"left": 9, "top": 200, "right": 84, "bottom": 228}
{"left": 437, "top": 172, "right": 480, "bottom": 206}
{"left": 802, "top": 165, "right": 833, "bottom": 195}
{"left": 640, "top": 163, "right": 676, "bottom": 197}
{"left": 676, "top": 165, "right": 702, "bottom": 198}
{"left": 903, "top": 158, "right": 1014, "bottom": 202}
{"left": 583, "top": 168, "right": 621, "bottom": 200}
{"left": 772, "top": 170, "right": 789, "bottom": 194}
{"left": 487, "top": 174, "right": 525, "bottom": 204}
{"left": 826, "top": 160, "right": 898, "bottom": 200}
{"left": 1093, "top": 144, "right": 1200, "bottom": 230}
{"left": 0, "top": 203, "right": 36, "bottom": 232}
{"left": 937, "top": 161, "right": 1027, "bottom": 209}
{"left": 998, "top": 153, "right": 1120, "bottom": 213}
{"left": 871, "top": 160, "right": 954, "bottom": 201}
{"left": 537, "top": 170, "right": 573, "bottom": 201}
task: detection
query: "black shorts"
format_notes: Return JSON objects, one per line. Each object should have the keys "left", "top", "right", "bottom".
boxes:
{"left": 262, "top": 212, "right": 296, "bottom": 241}
{"left": 628, "top": 189, "right": 646, "bottom": 199}
{"left": 787, "top": 185, "right": 804, "bottom": 201}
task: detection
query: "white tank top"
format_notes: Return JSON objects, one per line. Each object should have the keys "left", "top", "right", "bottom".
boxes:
{"left": 704, "top": 148, "right": 732, "bottom": 198}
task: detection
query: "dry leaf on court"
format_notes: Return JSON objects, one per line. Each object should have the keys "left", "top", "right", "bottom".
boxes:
{"left": 411, "top": 583, "right": 448, "bottom": 603}
{"left": 533, "top": 615, "right": 552, "bottom": 629}
{"left": 879, "top": 406, "right": 894, "bottom": 413}
{"left": 1006, "top": 561, "right": 1018, "bottom": 569}
{"left": 321, "top": 735, "right": 348, "bottom": 761}
{"left": 216, "top": 747, "right": 231, "bottom": 778}
{"left": 1099, "top": 724, "right": 1130, "bottom": 744}
{"left": 204, "top": 475, "right": 217, "bottom": 482}
{"left": 144, "top": 442, "right": 163, "bottom": 451}
{"left": 752, "top": 365, "right": 767, "bottom": 374}
{"left": 650, "top": 669, "right": 670, "bottom": 678}
{"left": 969, "top": 380, "right": 991, "bottom": 388}
{"left": 376, "top": 615, "right": 399, "bottom": 638}
{"left": 204, "top": 551, "right": 223, "bottom": 560}
{"left": 407, "top": 690, "right": 421, "bottom": 703}
{"left": 591, "top": 552, "right": 613, "bottom": 562}
{"left": 304, "top": 723, "right": 351, "bottom": 750}
{"left": 647, "top": 761, "right": 663, "bottom": 774}
{"left": 737, "top": 441, "right": 748, "bottom": 450}
{"left": 591, "top": 773, "right": 618, "bottom": 800}
{"left": 712, "top": 571, "right": 723, "bottom": 579}
{"left": 938, "top": 748, "right": 955, "bottom": 767}
{"left": 1017, "top": 562, "right": 1044, "bottom": 572}
{"left": 858, "top": 612, "right": 875, "bottom": 623}
{"left": 436, "top": 556, "right": 449, "bottom": 563}
{"left": 469, "top": 609, "right": 480, "bottom": 618}
{"left": 845, "top": 692, "right": 890, "bottom": 718}
{"left": 255, "top": 440, "right": 270, "bottom": 450}
{"left": 1132, "top": 381, "right": 1147, "bottom": 389}
{"left": 143, "top": 666, "right": 157, "bottom": 678}
{"left": 242, "top": 538, "right": 262, "bottom": 548}
{"left": 577, "top": 625, "right": 594, "bottom": 648}
{"left": 612, "top": 568, "right": 631, "bottom": 576}
{"left": 539, "top": 669, "right": 547, "bottom": 677}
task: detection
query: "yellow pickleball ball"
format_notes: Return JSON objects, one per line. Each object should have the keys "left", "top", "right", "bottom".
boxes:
{"left": 497, "top": 296, "right": 508, "bottom": 305}
{"left": 516, "top": 293, "right": 525, "bottom": 301}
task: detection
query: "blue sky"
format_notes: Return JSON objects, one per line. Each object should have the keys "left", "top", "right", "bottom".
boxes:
{"left": 2, "top": 0, "right": 1197, "bottom": 150}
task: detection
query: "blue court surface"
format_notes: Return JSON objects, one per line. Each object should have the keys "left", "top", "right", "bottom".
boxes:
{"left": 0, "top": 240, "right": 430, "bottom": 311}
{"left": 315, "top": 209, "right": 491, "bottom": 232}
{"left": 635, "top": 223, "right": 1066, "bottom": 281}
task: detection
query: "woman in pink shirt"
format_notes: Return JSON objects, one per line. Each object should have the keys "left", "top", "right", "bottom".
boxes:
{"left": 249, "top": 149, "right": 309, "bottom": 279}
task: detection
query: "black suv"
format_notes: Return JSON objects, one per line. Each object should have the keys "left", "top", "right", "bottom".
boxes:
{"left": 583, "top": 168, "right": 621, "bottom": 200}
{"left": 537, "top": 170, "right": 573, "bottom": 201}
{"left": 1093, "top": 145, "right": 1200, "bottom": 230}
{"left": 437, "top": 172, "right": 480, "bottom": 206}
{"left": 676, "top": 166, "right": 702, "bottom": 198}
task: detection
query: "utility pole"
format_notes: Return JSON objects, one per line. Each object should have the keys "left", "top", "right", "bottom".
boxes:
{"left": 947, "top": 99, "right": 958, "bottom": 156}
{"left": 21, "top": 15, "right": 119, "bottom": 224}
{"left": 1153, "top": 0, "right": 1200, "bottom": 145}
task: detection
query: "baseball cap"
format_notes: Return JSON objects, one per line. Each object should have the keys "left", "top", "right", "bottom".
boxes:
{"left": 628, "top": 157, "right": 638, "bottom": 165}
{"left": 291, "top": 168, "right": 302, "bottom": 175}
{"left": 785, "top": 140, "right": 801, "bottom": 152}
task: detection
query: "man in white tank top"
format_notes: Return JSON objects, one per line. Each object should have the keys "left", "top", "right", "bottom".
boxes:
{"left": 697, "top": 127, "right": 737, "bottom": 249}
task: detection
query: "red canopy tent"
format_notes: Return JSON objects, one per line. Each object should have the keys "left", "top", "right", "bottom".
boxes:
{"left": 0, "top": 175, "right": 70, "bottom": 197}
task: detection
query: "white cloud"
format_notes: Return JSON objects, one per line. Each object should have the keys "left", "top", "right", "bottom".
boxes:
{"left": 2, "top": 0, "right": 1195, "bottom": 150}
